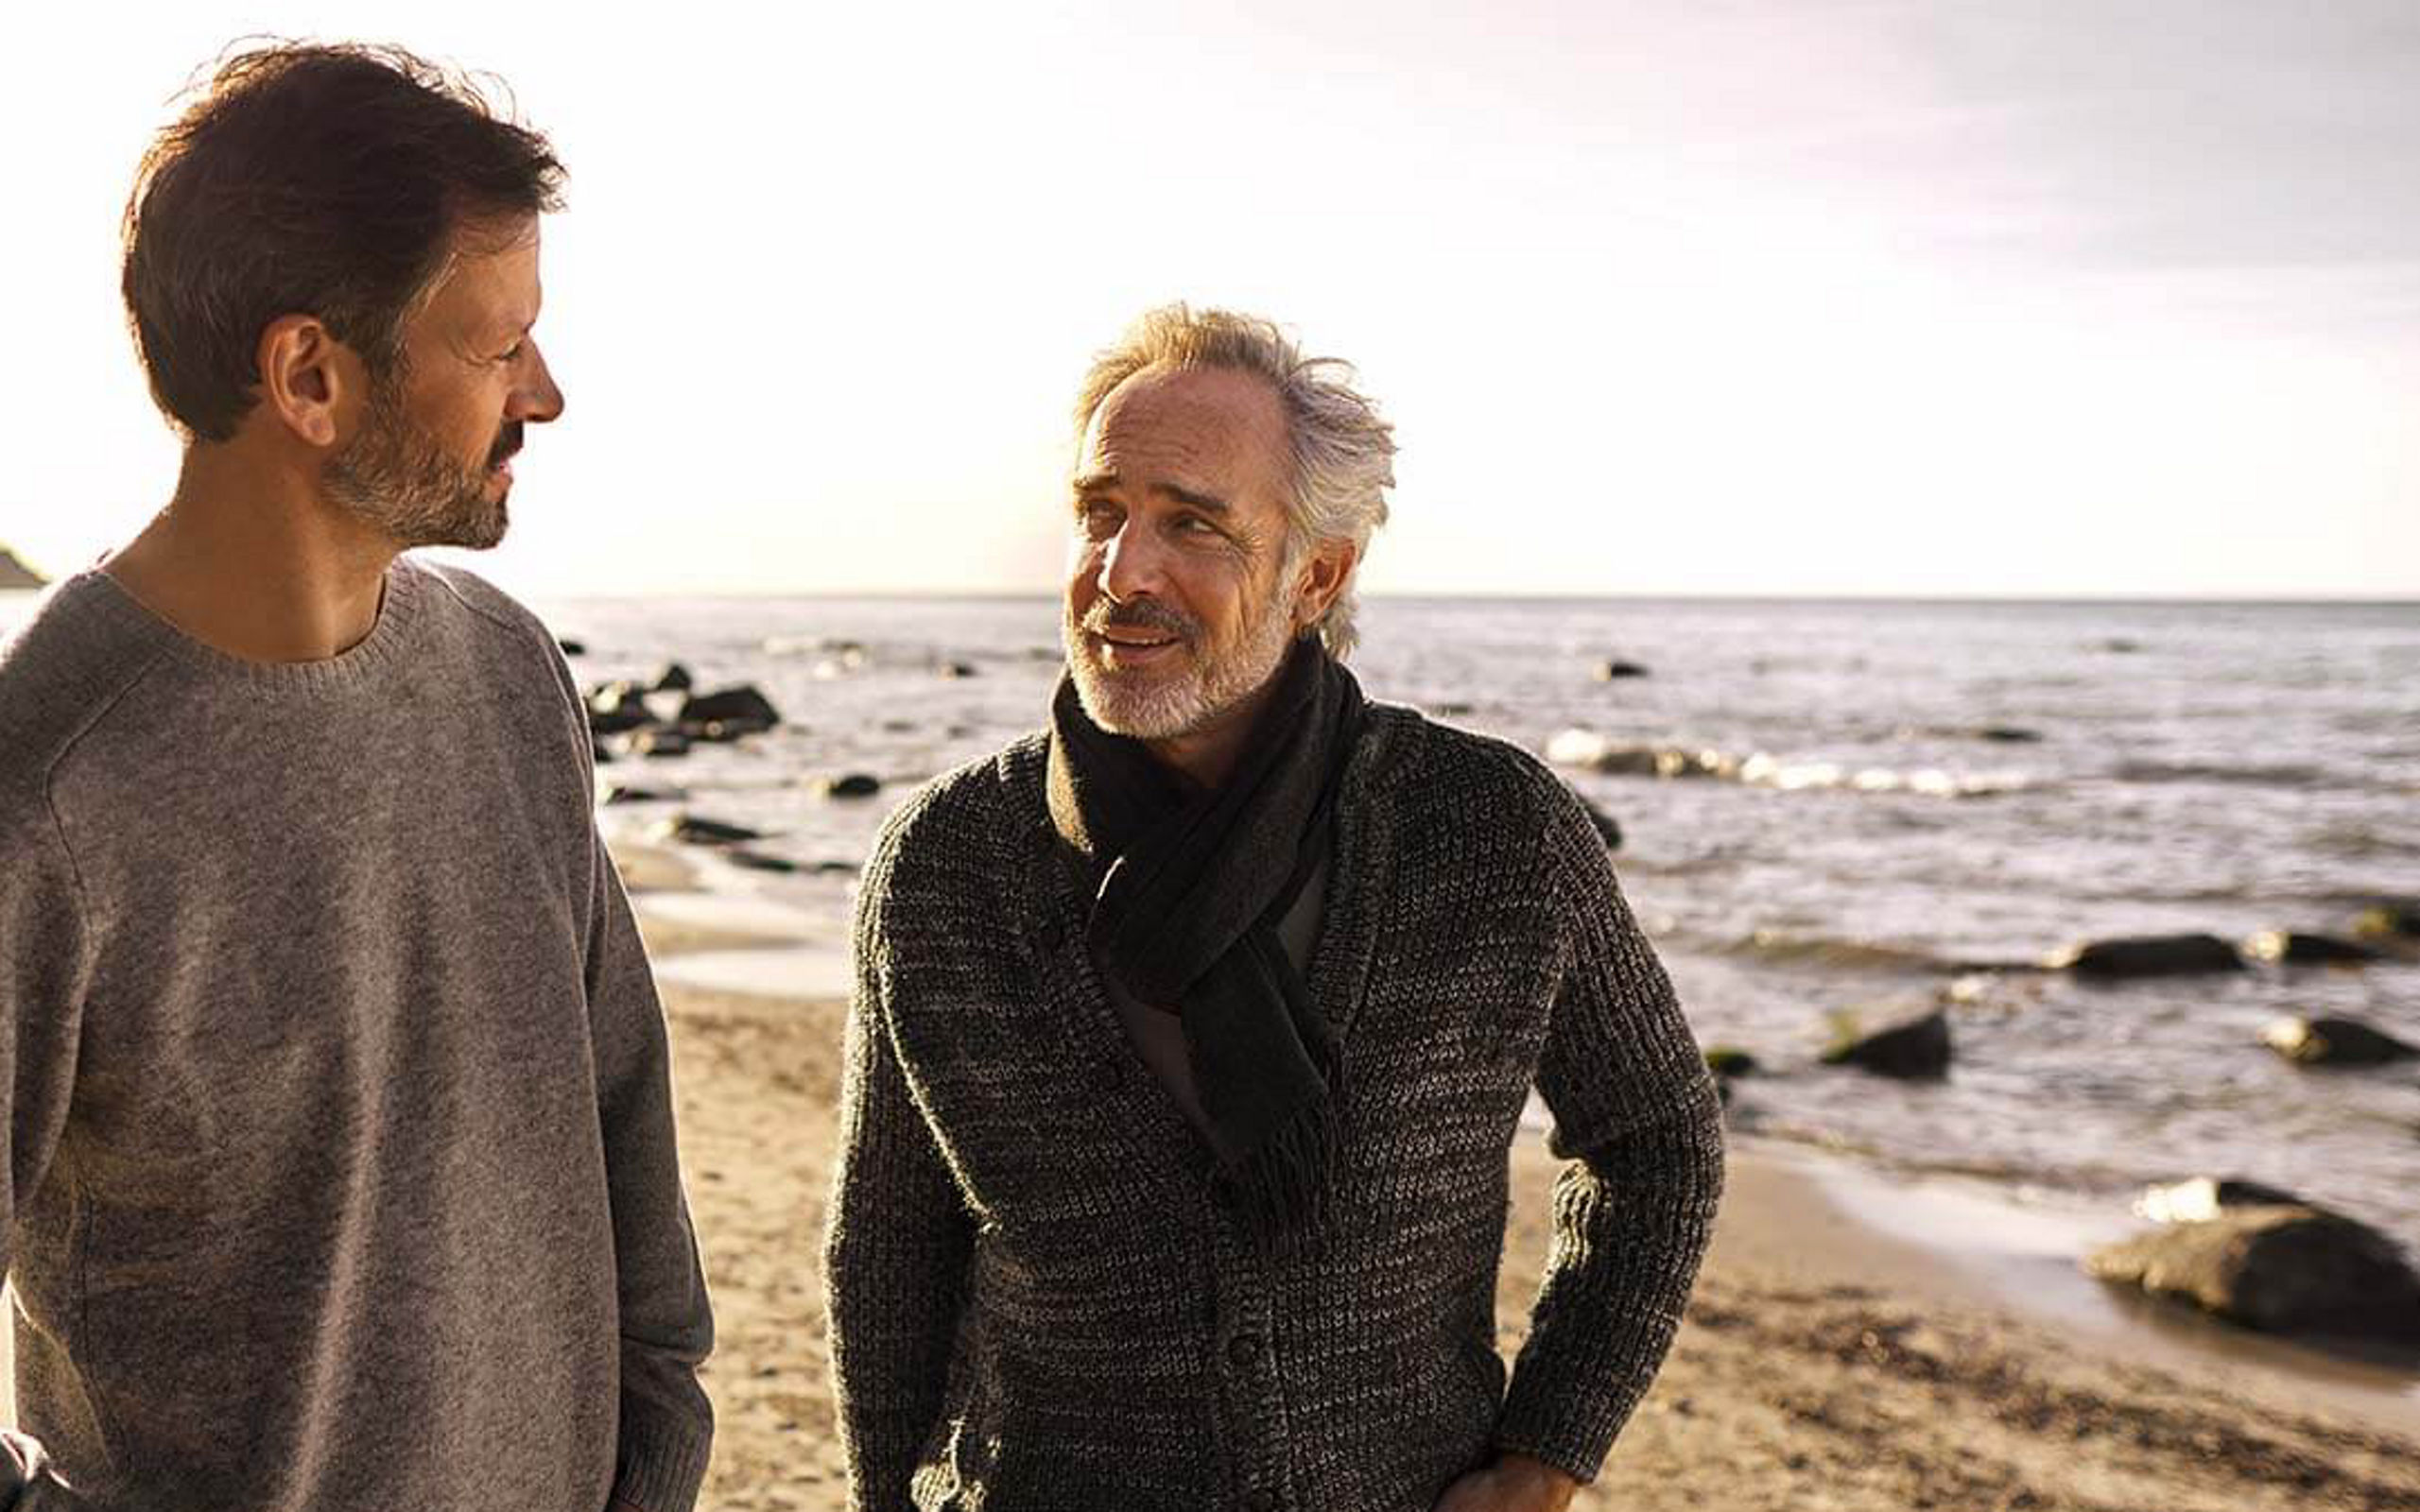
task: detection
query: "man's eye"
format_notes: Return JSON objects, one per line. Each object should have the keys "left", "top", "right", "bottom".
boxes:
{"left": 497, "top": 342, "right": 527, "bottom": 364}
{"left": 1077, "top": 501, "right": 1120, "bottom": 532}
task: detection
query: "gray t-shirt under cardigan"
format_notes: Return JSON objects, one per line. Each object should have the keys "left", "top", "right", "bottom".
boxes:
{"left": 826, "top": 706, "right": 1725, "bottom": 1511}
{"left": 0, "top": 560, "right": 713, "bottom": 1510}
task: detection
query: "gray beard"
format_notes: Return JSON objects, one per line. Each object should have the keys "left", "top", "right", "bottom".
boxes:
{"left": 1064, "top": 583, "right": 1301, "bottom": 742}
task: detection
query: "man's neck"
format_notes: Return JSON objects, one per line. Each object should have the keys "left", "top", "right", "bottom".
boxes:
{"left": 105, "top": 446, "right": 398, "bottom": 663}
{"left": 1144, "top": 674, "right": 1283, "bottom": 791}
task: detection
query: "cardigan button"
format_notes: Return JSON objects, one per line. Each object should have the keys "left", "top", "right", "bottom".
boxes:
{"left": 1085, "top": 1057, "right": 1123, "bottom": 1094}
{"left": 1036, "top": 917, "right": 1068, "bottom": 952}
{"left": 1241, "top": 1491, "right": 1277, "bottom": 1512}
{"left": 1225, "top": 1332, "right": 1261, "bottom": 1369}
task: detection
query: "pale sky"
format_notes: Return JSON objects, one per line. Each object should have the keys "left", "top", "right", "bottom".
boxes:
{"left": 4, "top": 1, "right": 2415, "bottom": 599}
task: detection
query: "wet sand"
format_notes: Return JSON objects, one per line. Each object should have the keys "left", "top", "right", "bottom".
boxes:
{"left": 629, "top": 850, "right": 2420, "bottom": 1511}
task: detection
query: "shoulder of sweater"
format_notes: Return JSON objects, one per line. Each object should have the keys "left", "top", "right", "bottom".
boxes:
{"left": 1360, "top": 700, "right": 1593, "bottom": 842}
{"left": 406, "top": 558, "right": 578, "bottom": 701}
{"left": 0, "top": 575, "right": 175, "bottom": 818}
{"left": 862, "top": 730, "right": 1048, "bottom": 888}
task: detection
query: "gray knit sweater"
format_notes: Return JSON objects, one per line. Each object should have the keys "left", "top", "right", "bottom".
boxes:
{"left": 0, "top": 561, "right": 714, "bottom": 1510}
{"left": 824, "top": 704, "right": 1723, "bottom": 1512}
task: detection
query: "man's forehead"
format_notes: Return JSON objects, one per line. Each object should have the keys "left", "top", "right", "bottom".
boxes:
{"left": 1080, "top": 366, "right": 1288, "bottom": 481}
{"left": 415, "top": 218, "right": 544, "bottom": 334}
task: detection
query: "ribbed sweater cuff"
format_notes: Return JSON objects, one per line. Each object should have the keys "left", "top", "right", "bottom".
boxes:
{"left": 613, "top": 1418, "right": 713, "bottom": 1512}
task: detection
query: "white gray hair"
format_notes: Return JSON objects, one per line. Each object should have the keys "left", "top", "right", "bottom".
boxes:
{"left": 1074, "top": 303, "right": 1395, "bottom": 661}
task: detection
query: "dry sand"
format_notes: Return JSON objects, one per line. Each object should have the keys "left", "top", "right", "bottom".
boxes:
{"left": 655, "top": 960, "right": 2420, "bottom": 1511}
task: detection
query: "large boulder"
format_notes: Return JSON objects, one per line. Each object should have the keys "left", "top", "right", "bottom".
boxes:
{"left": 2051, "top": 934, "right": 2244, "bottom": 979}
{"left": 2261, "top": 1016, "right": 2417, "bottom": 1068}
{"left": 678, "top": 684, "right": 781, "bottom": 733}
{"left": 1821, "top": 1008, "right": 1951, "bottom": 1080}
{"left": 2085, "top": 1207, "right": 2420, "bottom": 1338}
{"left": 2244, "top": 930, "right": 2381, "bottom": 966}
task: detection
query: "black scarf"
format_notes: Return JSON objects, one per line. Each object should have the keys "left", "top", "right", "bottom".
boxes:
{"left": 1046, "top": 638, "right": 1367, "bottom": 1242}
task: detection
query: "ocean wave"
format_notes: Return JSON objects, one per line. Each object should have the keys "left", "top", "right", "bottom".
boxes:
{"left": 1547, "top": 729, "right": 2031, "bottom": 799}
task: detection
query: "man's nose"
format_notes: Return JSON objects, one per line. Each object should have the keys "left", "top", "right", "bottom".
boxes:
{"left": 512, "top": 339, "right": 565, "bottom": 423}
{"left": 1098, "top": 519, "right": 1167, "bottom": 601}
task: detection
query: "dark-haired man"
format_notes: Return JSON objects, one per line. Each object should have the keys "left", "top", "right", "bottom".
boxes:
{"left": 824, "top": 307, "right": 1723, "bottom": 1512}
{"left": 0, "top": 44, "right": 711, "bottom": 1511}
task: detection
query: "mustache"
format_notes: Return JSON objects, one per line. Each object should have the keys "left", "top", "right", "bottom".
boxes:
{"left": 487, "top": 423, "right": 525, "bottom": 469}
{"left": 1080, "top": 599, "right": 1199, "bottom": 640}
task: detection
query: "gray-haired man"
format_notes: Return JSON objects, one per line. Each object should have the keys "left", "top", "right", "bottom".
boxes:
{"left": 824, "top": 305, "right": 1722, "bottom": 1512}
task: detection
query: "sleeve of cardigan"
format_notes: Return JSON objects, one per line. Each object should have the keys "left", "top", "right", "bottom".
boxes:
{"left": 823, "top": 866, "right": 978, "bottom": 1510}
{"left": 1491, "top": 779, "right": 1725, "bottom": 1484}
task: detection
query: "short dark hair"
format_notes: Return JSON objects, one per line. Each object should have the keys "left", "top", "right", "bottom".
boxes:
{"left": 121, "top": 42, "right": 566, "bottom": 442}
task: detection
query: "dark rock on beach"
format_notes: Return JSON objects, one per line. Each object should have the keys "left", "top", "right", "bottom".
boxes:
{"left": 2261, "top": 1016, "right": 2418, "bottom": 1068}
{"left": 601, "top": 783, "right": 684, "bottom": 806}
{"left": 586, "top": 681, "right": 657, "bottom": 736}
{"left": 1704, "top": 1046, "right": 1760, "bottom": 1078}
{"left": 939, "top": 661, "right": 979, "bottom": 679}
{"left": 726, "top": 850, "right": 801, "bottom": 874}
{"left": 818, "top": 773, "right": 882, "bottom": 799}
{"left": 2051, "top": 934, "right": 2244, "bottom": 979}
{"left": 2243, "top": 930, "right": 2382, "bottom": 966}
{"left": 2085, "top": 1206, "right": 2420, "bottom": 1339}
{"left": 652, "top": 662, "right": 695, "bottom": 694}
{"left": 1822, "top": 1009, "right": 1951, "bottom": 1080}
{"left": 557, "top": 637, "right": 586, "bottom": 658}
{"left": 679, "top": 685, "right": 782, "bottom": 732}
{"left": 631, "top": 729, "right": 692, "bottom": 759}
{"left": 1592, "top": 659, "right": 1651, "bottom": 680}
{"left": 1975, "top": 726, "right": 2042, "bottom": 744}
{"left": 654, "top": 813, "right": 766, "bottom": 847}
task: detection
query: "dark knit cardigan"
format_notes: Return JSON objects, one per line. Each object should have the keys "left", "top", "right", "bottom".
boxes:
{"left": 823, "top": 703, "right": 1724, "bottom": 1512}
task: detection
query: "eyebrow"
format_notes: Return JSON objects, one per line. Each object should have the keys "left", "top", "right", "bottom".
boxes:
{"left": 1071, "top": 471, "right": 1232, "bottom": 513}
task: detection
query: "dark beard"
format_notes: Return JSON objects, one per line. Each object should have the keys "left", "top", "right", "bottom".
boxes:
{"left": 324, "top": 386, "right": 509, "bottom": 550}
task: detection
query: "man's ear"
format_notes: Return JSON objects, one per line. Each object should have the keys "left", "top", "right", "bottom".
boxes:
{"left": 253, "top": 315, "right": 365, "bottom": 450}
{"left": 1291, "top": 537, "right": 1359, "bottom": 633}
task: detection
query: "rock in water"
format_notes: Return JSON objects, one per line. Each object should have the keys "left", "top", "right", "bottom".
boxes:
{"left": 631, "top": 729, "right": 691, "bottom": 759}
{"left": 1591, "top": 659, "right": 1650, "bottom": 680}
{"left": 2051, "top": 934, "right": 2244, "bottom": 978}
{"left": 818, "top": 773, "right": 882, "bottom": 799}
{"left": 586, "top": 680, "right": 656, "bottom": 736}
{"left": 2244, "top": 930, "right": 2381, "bottom": 966}
{"left": 2351, "top": 902, "right": 2420, "bottom": 942}
{"left": 2135, "top": 1176, "right": 2308, "bottom": 1223}
{"left": 556, "top": 637, "right": 587, "bottom": 657}
{"left": 1821, "top": 1009, "right": 1952, "bottom": 1080}
{"left": 1581, "top": 799, "right": 1623, "bottom": 850}
{"left": 2085, "top": 1207, "right": 2420, "bottom": 1338}
{"left": 1703, "top": 1046, "right": 1759, "bottom": 1078}
{"left": 655, "top": 813, "right": 765, "bottom": 846}
{"left": 679, "top": 685, "right": 781, "bottom": 732}
{"left": 939, "top": 661, "right": 979, "bottom": 679}
{"left": 726, "top": 850, "right": 800, "bottom": 874}
{"left": 651, "top": 662, "right": 695, "bottom": 693}
{"left": 2262, "top": 1016, "right": 2418, "bottom": 1067}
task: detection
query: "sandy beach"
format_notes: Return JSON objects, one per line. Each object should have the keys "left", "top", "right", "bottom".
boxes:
{"left": 623, "top": 845, "right": 2420, "bottom": 1512}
